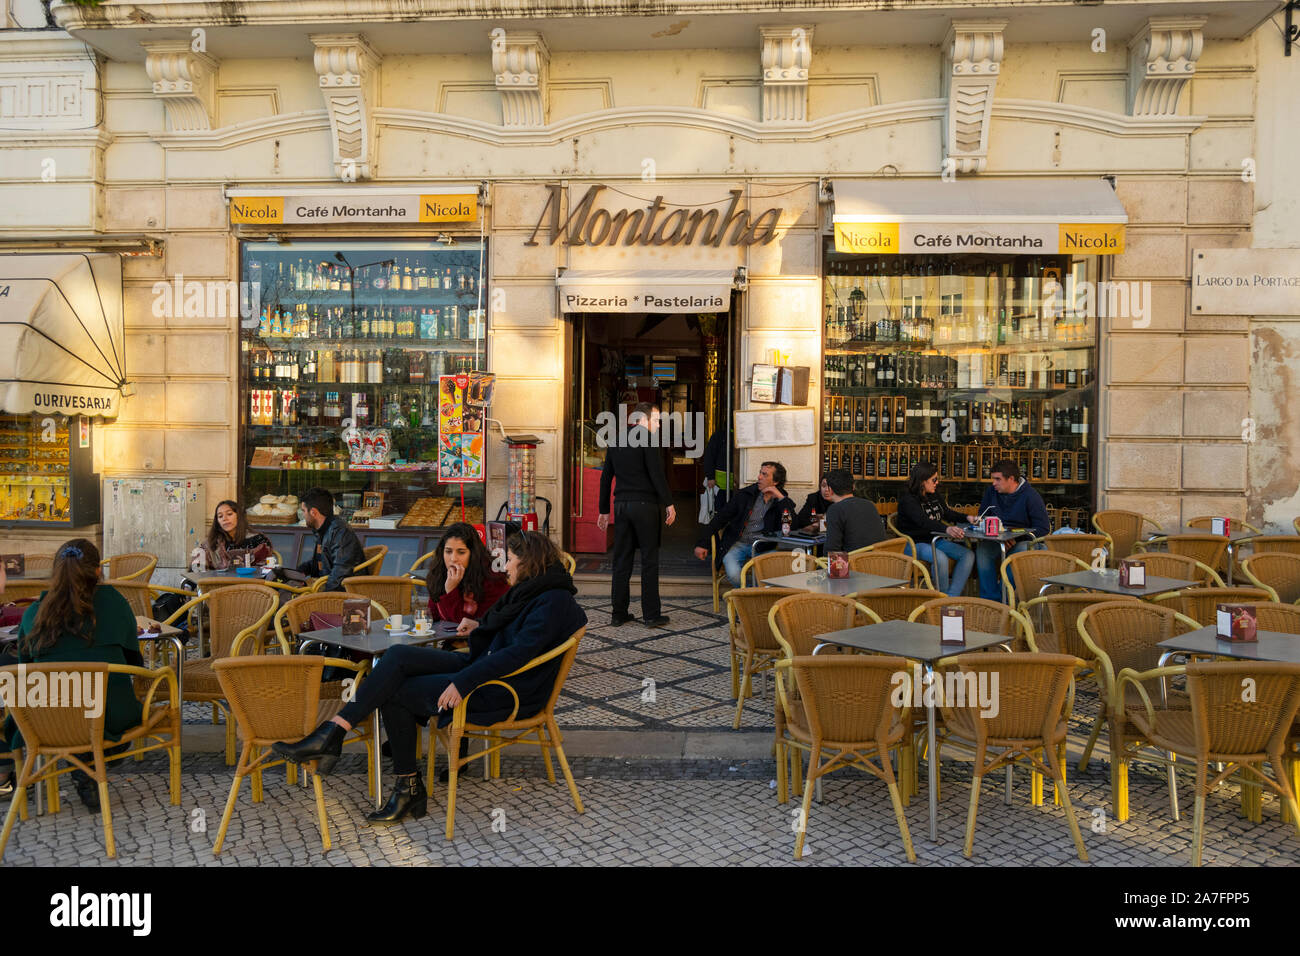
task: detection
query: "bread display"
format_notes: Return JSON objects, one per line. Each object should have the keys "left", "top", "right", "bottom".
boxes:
{"left": 399, "top": 497, "right": 454, "bottom": 528}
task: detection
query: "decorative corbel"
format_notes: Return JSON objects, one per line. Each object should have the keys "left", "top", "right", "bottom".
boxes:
{"left": 1128, "top": 17, "right": 1205, "bottom": 117}
{"left": 941, "top": 19, "right": 1007, "bottom": 175}
{"left": 760, "top": 26, "right": 813, "bottom": 122}
{"left": 310, "top": 33, "right": 380, "bottom": 181}
{"left": 142, "top": 41, "right": 217, "bottom": 132}
{"left": 492, "top": 31, "right": 548, "bottom": 127}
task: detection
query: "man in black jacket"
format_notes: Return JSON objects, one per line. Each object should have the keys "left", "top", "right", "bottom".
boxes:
{"left": 296, "top": 487, "right": 367, "bottom": 590}
{"left": 598, "top": 403, "right": 676, "bottom": 627}
{"left": 693, "top": 461, "right": 796, "bottom": 586}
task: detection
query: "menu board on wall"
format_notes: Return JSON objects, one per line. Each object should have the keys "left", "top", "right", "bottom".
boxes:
{"left": 734, "top": 407, "right": 817, "bottom": 448}
{"left": 438, "top": 372, "right": 494, "bottom": 483}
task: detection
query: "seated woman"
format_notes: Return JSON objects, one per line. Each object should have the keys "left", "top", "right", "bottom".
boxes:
{"left": 274, "top": 531, "right": 587, "bottom": 824}
{"left": 202, "top": 500, "right": 273, "bottom": 570}
{"left": 424, "top": 522, "right": 509, "bottom": 633}
{"left": 795, "top": 474, "right": 833, "bottom": 529}
{"left": 895, "top": 462, "right": 976, "bottom": 598}
{"left": 0, "top": 539, "right": 144, "bottom": 811}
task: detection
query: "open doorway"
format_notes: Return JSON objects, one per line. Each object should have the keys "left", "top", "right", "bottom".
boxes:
{"left": 565, "top": 308, "right": 732, "bottom": 576}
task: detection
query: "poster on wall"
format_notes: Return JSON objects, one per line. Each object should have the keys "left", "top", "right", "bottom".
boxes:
{"left": 438, "top": 373, "right": 491, "bottom": 483}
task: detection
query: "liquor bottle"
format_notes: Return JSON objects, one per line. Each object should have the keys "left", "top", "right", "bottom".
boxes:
{"left": 822, "top": 444, "right": 832, "bottom": 474}
{"left": 865, "top": 352, "right": 877, "bottom": 386}
{"left": 868, "top": 397, "right": 879, "bottom": 432}
{"left": 1040, "top": 399, "right": 1053, "bottom": 436}
{"left": 1066, "top": 352, "right": 1078, "bottom": 388}
{"left": 443, "top": 267, "right": 453, "bottom": 291}
{"left": 852, "top": 444, "right": 864, "bottom": 478}
{"left": 354, "top": 390, "right": 371, "bottom": 426}
{"left": 1061, "top": 451, "right": 1073, "bottom": 482}
{"left": 823, "top": 395, "right": 833, "bottom": 429}
{"left": 1047, "top": 451, "right": 1059, "bottom": 481}
{"left": 1076, "top": 450, "right": 1089, "bottom": 483}
{"left": 1032, "top": 451, "right": 1044, "bottom": 480}
{"left": 888, "top": 445, "right": 899, "bottom": 478}
{"left": 998, "top": 355, "right": 1009, "bottom": 388}
{"left": 864, "top": 443, "right": 876, "bottom": 477}
{"left": 884, "top": 353, "right": 895, "bottom": 386}
{"left": 996, "top": 402, "right": 1008, "bottom": 434}
{"left": 854, "top": 398, "right": 865, "bottom": 432}
{"left": 1081, "top": 405, "right": 1090, "bottom": 439}
{"left": 830, "top": 443, "right": 840, "bottom": 471}
{"left": 831, "top": 397, "right": 842, "bottom": 432}
{"left": 303, "top": 389, "right": 320, "bottom": 427}
{"left": 894, "top": 397, "right": 905, "bottom": 434}
{"left": 966, "top": 446, "right": 978, "bottom": 479}
{"left": 878, "top": 444, "right": 888, "bottom": 478}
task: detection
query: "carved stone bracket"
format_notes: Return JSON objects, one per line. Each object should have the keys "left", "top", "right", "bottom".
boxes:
{"left": 142, "top": 41, "right": 217, "bottom": 132}
{"left": 941, "top": 19, "right": 1006, "bottom": 175}
{"left": 492, "top": 31, "right": 548, "bottom": 127}
{"left": 760, "top": 26, "right": 813, "bottom": 122}
{"left": 1128, "top": 16, "right": 1206, "bottom": 117}
{"left": 310, "top": 33, "right": 380, "bottom": 181}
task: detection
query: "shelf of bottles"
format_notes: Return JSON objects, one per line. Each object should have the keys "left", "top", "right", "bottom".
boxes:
{"left": 239, "top": 240, "right": 488, "bottom": 526}
{"left": 820, "top": 246, "right": 1098, "bottom": 529}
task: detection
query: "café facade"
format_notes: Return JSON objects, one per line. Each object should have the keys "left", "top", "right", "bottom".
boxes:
{"left": 1, "top": 0, "right": 1297, "bottom": 566}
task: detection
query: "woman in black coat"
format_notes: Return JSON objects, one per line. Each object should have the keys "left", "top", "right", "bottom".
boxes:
{"left": 795, "top": 474, "right": 833, "bottom": 528}
{"left": 895, "top": 462, "right": 976, "bottom": 597}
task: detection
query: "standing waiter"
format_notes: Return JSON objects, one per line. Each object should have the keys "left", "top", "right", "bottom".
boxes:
{"left": 597, "top": 402, "right": 676, "bottom": 627}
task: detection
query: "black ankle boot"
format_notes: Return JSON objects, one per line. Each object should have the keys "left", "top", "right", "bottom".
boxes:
{"left": 366, "top": 773, "right": 427, "bottom": 825}
{"left": 272, "top": 721, "right": 346, "bottom": 774}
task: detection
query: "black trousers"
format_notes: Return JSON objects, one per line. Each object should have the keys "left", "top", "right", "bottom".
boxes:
{"left": 337, "top": 644, "right": 511, "bottom": 775}
{"left": 611, "top": 500, "right": 662, "bottom": 620}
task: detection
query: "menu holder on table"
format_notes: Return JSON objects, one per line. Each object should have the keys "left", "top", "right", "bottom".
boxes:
{"left": 981, "top": 516, "right": 1002, "bottom": 536}
{"left": 940, "top": 607, "right": 966, "bottom": 645}
{"left": 827, "top": 551, "right": 850, "bottom": 579}
{"left": 1210, "top": 516, "right": 1231, "bottom": 536}
{"left": 1, "top": 554, "right": 24, "bottom": 576}
{"left": 1119, "top": 560, "right": 1146, "bottom": 588}
{"left": 342, "top": 598, "right": 371, "bottom": 636}
{"left": 1216, "top": 603, "right": 1257, "bottom": 642}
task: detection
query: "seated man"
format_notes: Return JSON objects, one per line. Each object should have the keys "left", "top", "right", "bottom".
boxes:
{"left": 693, "top": 461, "right": 796, "bottom": 587}
{"left": 823, "top": 468, "right": 888, "bottom": 553}
{"left": 973, "top": 459, "right": 1050, "bottom": 601}
{"left": 296, "top": 486, "right": 366, "bottom": 591}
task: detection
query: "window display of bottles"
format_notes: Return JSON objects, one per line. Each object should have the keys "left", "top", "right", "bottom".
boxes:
{"left": 0, "top": 413, "right": 97, "bottom": 526}
{"left": 821, "top": 248, "right": 1098, "bottom": 522}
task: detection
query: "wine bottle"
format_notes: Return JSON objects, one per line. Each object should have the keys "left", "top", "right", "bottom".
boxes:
{"left": 894, "top": 397, "right": 905, "bottom": 433}
{"left": 852, "top": 444, "right": 863, "bottom": 477}
{"left": 854, "top": 398, "right": 865, "bottom": 432}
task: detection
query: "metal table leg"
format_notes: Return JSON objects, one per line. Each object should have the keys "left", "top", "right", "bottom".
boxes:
{"left": 1226, "top": 542, "right": 1235, "bottom": 586}
{"left": 168, "top": 635, "right": 185, "bottom": 748}
{"left": 926, "top": 663, "right": 939, "bottom": 842}
{"left": 1157, "top": 650, "right": 1180, "bottom": 821}
{"left": 371, "top": 652, "right": 383, "bottom": 810}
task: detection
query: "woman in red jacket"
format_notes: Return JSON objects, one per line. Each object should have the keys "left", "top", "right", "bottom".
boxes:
{"left": 425, "top": 523, "right": 509, "bottom": 632}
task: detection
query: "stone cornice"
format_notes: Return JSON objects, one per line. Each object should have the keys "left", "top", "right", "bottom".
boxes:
{"left": 310, "top": 32, "right": 380, "bottom": 180}
{"left": 1128, "top": 15, "right": 1206, "bottom": 117}
{"left": 994, "top": 99, "right": 1205, "bottom": 136}
{"left": 0, "top": 128, "right": 114, "bottom": 148}
{"left": 150, "top": 108, "right": 329, "bottom": 147}
{"left": 760, "top": 25, "right": 813, "bottom": 123}
{"left": 142, "top": 40, "right": 218, "bottom": 131}
{"left": 0, "top": 32, "right": 99, "bottom": 60}
{"left": 942, "top": 18, "right": 1006, "bottom": 175}
{"left": 492, "top": 30, "right": 548, "bottom": 127}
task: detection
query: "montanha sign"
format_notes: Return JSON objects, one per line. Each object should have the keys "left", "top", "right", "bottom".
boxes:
{"left": 526, "top": 184, "right": 782, "bottom": 248}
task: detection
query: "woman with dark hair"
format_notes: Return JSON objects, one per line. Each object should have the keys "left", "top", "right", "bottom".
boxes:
{"left": 202, "top": 500, "right": 273, "bottom": 570}
{"left": 424, "top": 523, "right": 509, "bottom": 629}
{"left": 274, "top": 530, "right": 587, "bottom": 824}
{"left": 0, "top": 539, "right": 144, "bottom": 810}
{"left": 896, "top": 462, "right": 976, "bottom": 597}
{"left": 795, "top": 474, "right": 833, "bottom": 529}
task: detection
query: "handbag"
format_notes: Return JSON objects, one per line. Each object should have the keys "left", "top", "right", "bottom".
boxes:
{"left": 0, "top": 600, "right": 34, "bottom": 628}
{"left": 698, "top": 485, "right": 717, "bottom": 524}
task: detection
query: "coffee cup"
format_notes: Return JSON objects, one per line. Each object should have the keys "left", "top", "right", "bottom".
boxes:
{"left": 265, "top": 556, "right": 277, "bottom": 568}
{"left": 390, "top": 614, "right": 404, "bottom": 629}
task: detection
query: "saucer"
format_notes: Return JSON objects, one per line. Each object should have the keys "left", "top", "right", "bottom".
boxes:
{"left": 384, "top": 624, "right": 410, "bottom": 633}
{"left": 408, "top": 628, "right": 434, "bottom": 637}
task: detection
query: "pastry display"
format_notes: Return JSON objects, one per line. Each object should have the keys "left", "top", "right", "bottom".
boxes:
{"left": 399, "top": 497, "right": 454, "bottom": 528}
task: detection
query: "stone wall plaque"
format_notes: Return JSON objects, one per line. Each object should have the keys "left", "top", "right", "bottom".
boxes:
{"left": 1192, "top": 249, "right": 1300, "bottom": 316}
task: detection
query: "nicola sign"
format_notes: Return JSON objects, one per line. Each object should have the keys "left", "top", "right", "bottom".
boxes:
{"left": 834, "top": 221, "right": 1125, "bottom": 255}
{"left": 229, "top": 191, "right": 478, "bottom": 225}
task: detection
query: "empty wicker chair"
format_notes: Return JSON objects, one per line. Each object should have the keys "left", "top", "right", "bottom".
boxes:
{"left": 1247, "top": 535, "right": 1300, "bottom": 557}
{"left": 1042, "top": 532, "right": 1112, "bottom": 566}
{"left": 1254, "top": 602, "right": 1300, "bottom": 634}
{"left": 351, "top": 545, "right": 388, "bottom": 577}
{"left": 1239, "top": 552, "right": 1300, "bottom": 604}
{"left": 782, "top": 654, "right": 916, "bottom": 862}
{"left": 937, "top": 653, "right": 1088, "bottom": 861}
{"left": 1077, "top": 600, "right": 1200, "bottom": 819}
{"left": 1150, "top": 587, "right": 1274, "bottom": 627}
{"left": 723, "top": 587, "right": 801, "bottom": 727}
{"left": 19, "top": 555, "right": 53, "bottom": 575}
{"left": 429, "top": 627, "right": 586, "bottom": 839}
{"left": 1, "top": 581, "right": 49, "bottom": 603}
{"left": 102, "top": 552, "right": 157, "bottom": 583}
{"left": 741, "top": 549, "right": 812, "bottom": 587}
{"left": 0, "top": 662, "right": 180, "bottom": 861}
{"left": 1127, "top": 551, "right": 1224, "bottom": 589}
{"left": 846, "top": 550, "right": 935, "bottom": 589}
{"left": 1119, "top": 660, "right": 1300, "bottom": 865}
{"left": 1186, "top": 516, "right": 1262, "bottom": 534}
{"left": 1019, "top": 593, "right": 1139, "bottom": 658}
{"left": 102, "top": 579, "right": 190, "bottom": 620}
{"left": 408, "top": 550, "right": 437, "bottom": 575}
{"left": 909, "top": 596, "right": 1035, "bottom": 651}
{"left": 1000, "top": 550, "right": 1090, "bottom": 611}
{"left": 1093, "top": 510, "right": 1162, "bottom": 563}
{"left": 853, "top": 587, "right": 945, "bottom": 623}
{"left": 212, "top": 655, "right": 373, "bottom": 854}
{"left": 1143, "top": 534, "right": 1229, "bottom": 574}
{"left": 342, "top": 575, "right": 414, "bottom": 616}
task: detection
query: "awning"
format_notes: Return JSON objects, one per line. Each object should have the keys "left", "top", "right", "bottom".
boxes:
{"left": 557, "top": 269, "right": 736, "bottom": 314}
{"left": 831, "top": 179, "right": 1127, "bottom": 256}
{"left": 0, "top": 253, "right": 126, "bottom": 418}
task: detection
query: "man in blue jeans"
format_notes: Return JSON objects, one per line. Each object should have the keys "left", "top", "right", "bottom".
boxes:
{"left": 694, "top": 461, "right": 796, "bottom": 586}
{"left": 974, "top": 458, "right": 1051, "bottom": 601}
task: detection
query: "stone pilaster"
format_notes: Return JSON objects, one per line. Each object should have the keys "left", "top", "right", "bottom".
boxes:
{"left": 941, "top": 19, "right": 1007, "bottom": 175}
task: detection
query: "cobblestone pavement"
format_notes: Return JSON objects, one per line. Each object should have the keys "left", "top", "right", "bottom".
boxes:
{"left": 7, "top": 593, "right": 1295, "bottom": 866}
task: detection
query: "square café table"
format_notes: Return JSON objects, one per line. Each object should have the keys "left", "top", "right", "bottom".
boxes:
{"left": 297, "top": 620, "right": 444, "bottom": 808}
{"left": 1147, "top": 526, "right": 1262, "bottom": 585}
{"left": 1158, "top": 627, "right": 1300, "bottom": 666}
{"left": 761, "top": 570, "right": 908, "bottom": 596}
{"left": 1041, "top": 569, "right": 1200, "bottom": 599}
{"left": 809, "top": 618, "right": 1015, "bottom": 842}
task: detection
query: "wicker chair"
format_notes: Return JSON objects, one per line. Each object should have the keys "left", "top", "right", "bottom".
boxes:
{"left": 102, "top": 552, "right": 157, "bottom": 583}
{"left": 160, "top": 583, "right": 280, "bottom": 765}
{"left": 20, "top": 555, "right": 53, "bottom": 575}
{"left": 1126, "top": 551, "right": 1225, "bottom": 588}
{"left": 1093, "top": 510, "right": 1162, "bottom": 563}
{"left": 865, "top": 536, "right": 912, "bottom": 555}
{"left": 846, "top": 551, "right": 935, "bottom": 589}
{"left": 1187, "top": 515, "right": 1262, "bottom": 534}
{"left": 1294, "top": 517, "right": 1300, "bottom": 536}
{"left": 352, "top": 545, "right": 388, "bottom": 577}
{"left": 1042, "top": 532, "right": 1112, "bottom": 566}
{"left": 1000, "top": 550, "right": 1090, "bottom": 611}
{"left": 709, "top": 532, "right": 726, "bottom": 612}
{"left": 1141, "top": 534, "right": 1229, "bottom": 573}
{"left": 408, "top": 549, "right": 437, "bottom": 575}
{"left": 741, "top": 549, "right": 811, "bottom": 587}
{"left": 274, "top": 592, "right": 389, "bottom": 650}
{"left": 1077, "top": 600, "right": 1201, "bottom": 819}
{"left": 909, "top": 597, "right": 1035, "bottom": 652}
{"left": 1, "top": 581, "right": 49, "bottom": 603}
{"left": 1119, "top": 660, "right": 1300, "bottom": 865}
{"left": 1238, "top": 552, "right": 1300, "bottom": 604}
{"left": 853, "top": 587, "right": 945, "bottom": 623}
{"left": 1247, "top": 535, "right": 1300, "bottom": 557}
{"left": 0, "top": 662, "right": 180, "bottom": 861}
{"left": 102, "top": 579, "right": 190, "bottom": 620}
{"left": 1150, "top": 587, "right": 1275, "bottom": 627}
{"left": 428, "top": 627, "right": 586, "bottom": 839}
{"left": 781, "top": 654, "right": 916, "bottom": 862}
{"left": 1254, "top": 602, "right": 1300, "bottom": 634}
{"left": 560, "top": 551, "right": 577, "bottom": 575}
{"left": 342, "top": 575, "right": 414, "bottom": 616}
{"left": 937, "top": 653, "right": 1088, "bottom": 861}
{"left": 723, "top": 587, "right": 802, "bottom": 728}
{"left": 212, "top": 655, "right": 374, "bottom": 854}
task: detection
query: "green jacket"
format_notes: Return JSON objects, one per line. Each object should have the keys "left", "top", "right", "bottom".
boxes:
{"left": 4, "top": 585, "right": 144, "bottom": 750}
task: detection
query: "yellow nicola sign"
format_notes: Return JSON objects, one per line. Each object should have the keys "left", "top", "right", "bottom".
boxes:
{"left": 833, "top": 221, "right": 1124, "bottom": 255}
{"left": 229, "top": 193, "right": 478, "bottom": 224}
